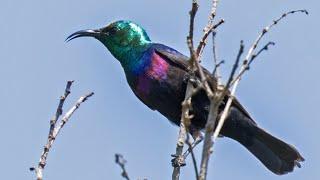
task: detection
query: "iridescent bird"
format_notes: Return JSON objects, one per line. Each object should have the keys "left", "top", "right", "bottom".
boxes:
{"left": 66, "top": 20, "right": 304, "bottom": 175}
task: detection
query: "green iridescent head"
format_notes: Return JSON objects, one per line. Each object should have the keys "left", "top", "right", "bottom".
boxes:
{"left": 66, "top": 20, "right": 152, "bottom": 67}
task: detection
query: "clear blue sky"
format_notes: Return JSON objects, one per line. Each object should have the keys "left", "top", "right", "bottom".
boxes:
{"left": 0, "top": 0, "right": 319, "bottom": 179}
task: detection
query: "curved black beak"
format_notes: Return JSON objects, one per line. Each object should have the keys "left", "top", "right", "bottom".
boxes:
{"left": 65, "top": 29, "right": 101, "bottom": 42}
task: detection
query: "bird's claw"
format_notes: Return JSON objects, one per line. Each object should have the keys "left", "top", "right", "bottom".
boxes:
{"left": 183, "top": 74, "right": 201, "bottom": 87}
{"left": 171, "top": 154, "right": 186, "bottom": 167}
{"left": 183, "top": 73, "right": 191, "bottom": 83}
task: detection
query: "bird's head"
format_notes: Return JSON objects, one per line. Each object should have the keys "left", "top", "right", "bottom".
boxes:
{"left": 66, "top": 20, "right": 151, "bottom": 65}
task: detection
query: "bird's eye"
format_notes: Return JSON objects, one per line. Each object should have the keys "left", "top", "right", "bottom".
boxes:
{"left": 108, "top": 27, "right": 118, "bottom": 35}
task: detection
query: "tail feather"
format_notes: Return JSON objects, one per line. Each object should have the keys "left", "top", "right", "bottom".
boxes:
{"left": 222, "top": 107, "right": 304, "bottom": 175}
{"left": 246, "top": 127, "right": 304, "bottom": 174}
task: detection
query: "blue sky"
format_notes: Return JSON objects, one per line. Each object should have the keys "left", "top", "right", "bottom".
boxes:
{"left": 0, "top": 0, "right": 319, "bottom": 179}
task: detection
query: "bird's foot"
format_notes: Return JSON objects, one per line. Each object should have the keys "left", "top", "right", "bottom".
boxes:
{"left": 171, "top": 154, "right": 186, "bottom": 167}
{"left": 183, "top": 73, "right": 201, "bottom": 87}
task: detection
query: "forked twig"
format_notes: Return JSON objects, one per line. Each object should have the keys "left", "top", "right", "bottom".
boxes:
{"left": 172, "top": 2, "right": 199, "bottom": 179}
{"left": 213, "top": 9, "right": 308, "bottom": 143}
{"left": 231, "top": 9, "right": 308, "bottom": 86}
{"left": 30, "top": 81, "right": 94, "bottom": 180}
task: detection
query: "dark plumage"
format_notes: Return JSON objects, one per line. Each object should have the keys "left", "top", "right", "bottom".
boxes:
{"left": 66, "top": 20, "right": 304, "bottom": 175}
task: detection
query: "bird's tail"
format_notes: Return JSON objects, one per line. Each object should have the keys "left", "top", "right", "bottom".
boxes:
{"left": 222, "top": 108, "right": 304, "bottom": 175}
{"left": 245, "top": 127, "right": 304, "bottom": 175}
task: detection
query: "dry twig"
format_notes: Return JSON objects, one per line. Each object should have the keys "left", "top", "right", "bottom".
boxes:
{"left": 172, "top": 1, "right": 199, "bottom": 180}
{"left": 211, "top": 31, "right": 223, "bottom": 85}
{"left": 213, "top": 9, "right": 308, "bottom": 151}
{"left": 174, "top": 2, "right": 307, "bottom": 180}
{"left": 115, "top": 154, "right": 130, "bottom": 180}
{"left": 188, "top": 5, "right": 307, "bottom": 180}
{"left": 186, "top": 135, "right": 199, "bottom": 180}
{"left": 30, "top": 81, "right": 94, "bottom": 180}
{"left": 230, "top": 9, "right": 308, "bottom": 86}
{"left": 196, "top": 19, "right": 225, "bottom": 58}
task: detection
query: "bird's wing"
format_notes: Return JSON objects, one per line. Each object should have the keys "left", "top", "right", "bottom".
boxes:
{"left": 153, "top": 44, "right": 218, "bottom": 89}
{"left": 153, "top": 44, "right": 190, "bottom": 71}
{"left": 154, "top": 44, "right": 254, "bottom": 121}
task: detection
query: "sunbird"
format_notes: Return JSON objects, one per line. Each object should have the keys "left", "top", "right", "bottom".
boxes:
{"left": 66, "top": 20, "right": 304, "bottom": 175}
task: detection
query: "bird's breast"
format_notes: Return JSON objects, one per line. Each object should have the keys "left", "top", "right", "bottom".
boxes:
{"left": 128, "top": 51, "right": 187, "bottom": 123}
{"left": 135, "top": 51, "right": 169, "bottom": 97}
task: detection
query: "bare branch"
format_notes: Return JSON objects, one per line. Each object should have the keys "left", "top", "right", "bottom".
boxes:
{"left": 249, "top": 10, "right": 307, "bottom": 61}
{"left": 212, "top": 10, "right": 308, "bottom": 143}
{"left": 212, "top": 42, "right": 245, "bottom": 142}
{"left": 218, "top": 41, "right": 245, "bottom": 102}
{"left": 211, "top": 31, "right": 222, "bottom": 84}
{"left": 251, "top": 41, "right": 275, "bottom": 61}
{"left": 52, "top": 92, "right": 94, "bottom": 138}
{"left": 198, "top": 99, "right": 218, "bottom": 180}
{"left": 196, "top": 19, "right": 225, "bottom": 58}
{"left": 49, "top": 80, "right": 73, "bottom": 136}
{"left": 209, "top": 0, "right": 219, "bottom": 22}
{"left": 187, "top": 0, "right": 199, "bottom": 65}
{"left": 230, "top": 41, "right": 275, "bottom": 85}
{"left": 178, "top": 2, "right": 307, "bottom": 180}
{"left": 172, "top": 82, "right": 194, "bottom": 179}
{"left": 186, "top": 135, "right": 199, "bottom": 180}
{"left": 115, "top": 154, "right": 130, "bottom": 180}
{"left": 212, "top": 59, "right": 224, "bottom": 81}
{"left": 172, "top": 1, "right": 199, "bottom": 180}
{"left": 30, "top": 81, "right": 94, "bottom": 180}
{"left": 245, "top": 9, "right": 308, "bottom": 63}
{"left": 230, "top": 10, "right": 308, "bottom": 86}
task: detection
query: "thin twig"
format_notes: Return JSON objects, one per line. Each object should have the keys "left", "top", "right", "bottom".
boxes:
{"left": 172, "top": 1, "right": 199, "bottom": 180}
{"left": 230, "top": 42, "right": 275, "bottom": 85}
{"left": 246, "top": 10, "right": 308, "bottom": 62}
{"left": 218, "top": 41, "right": 244, "bottom": 102}
{"left": 251, "top": 42, "right": 275, "bottom": 61}
{"left": 209, "top": 0, "right": 219, "bottom": 22}
{"left": 212, "top": 10, "right": 308, "bottom": 142}
{"left": 186, "top": 135, "right": 199, "bottom": 180}
{"left": 212, "top": 42, "right": 245, "bottom": 142}
{"left": 30, "top": 81, "right": 94, "bottom": 180}
{"left": 196, "top": 0, "right": 221, "bottom": 60}
{"left": 52, "top": 92, "right": 94, "bottom": 139}
{"left": 49, "top": 80, "right": 73, "bottom": 137}
{"left": 196, "top": 19, "right": 225, "bottom": 57}
{"left": 230, "top": 10, "right": 307, "bottom": 86}
{"left": 197, "top": 43, "right": 243, "bottom": 179}
{"left": 198, "top": 98, "right": 218, "bottom": 180}
{"left": 211, "top": 31, "right": 222, "bottom": 84}
{"left": 212, "top": 59, "right": 224, "bottom": 81}
{"left": 115, "top": 154, "right": 130, "bottom": 180}
{"left": 187, "top": 0, "right": 199, "bottom": 65}
{"left": 172, "top": 82, "right": 193, "bottom": 179}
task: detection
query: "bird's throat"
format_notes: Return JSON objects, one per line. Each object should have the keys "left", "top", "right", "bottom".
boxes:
{"left": 106, "top": 42, "right": 151, "bottom": 73}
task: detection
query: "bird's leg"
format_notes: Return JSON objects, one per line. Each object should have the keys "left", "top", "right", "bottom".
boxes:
{"left": 183, "top": 73, "right": 202, "bottom": 87}
{"left": 171, "top": 129, "right": 203, "bottom": 167}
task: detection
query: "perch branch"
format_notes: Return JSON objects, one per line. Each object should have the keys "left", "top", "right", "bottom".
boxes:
{"left": 198, "top": 41, "right": 244, "bottom": 180}
{"left": 172, "top": 1, "right": 199, "bottom": 180}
